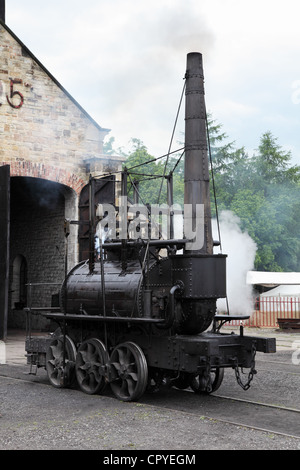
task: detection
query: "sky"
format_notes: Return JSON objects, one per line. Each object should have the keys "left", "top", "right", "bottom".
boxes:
{"left": 5, "top": 0, "right": 300, "bottom": 163}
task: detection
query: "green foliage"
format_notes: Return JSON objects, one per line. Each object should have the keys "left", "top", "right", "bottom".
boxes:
{"left": 109, "top": 120, "right": 300, "bottom": 272}
{"left": 120, "top": 138, "right": 184, "bottom": 205}
{"left": 210, "top": 125, "right": 300, "bottom": 272}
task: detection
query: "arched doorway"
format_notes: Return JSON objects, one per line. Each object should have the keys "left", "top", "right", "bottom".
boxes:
{"left": 8, "top": 176, "right": 78, "bottom": 331}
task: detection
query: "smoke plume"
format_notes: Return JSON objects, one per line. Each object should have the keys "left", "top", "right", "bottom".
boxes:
{"left": 213, "top": 210, "right": 257, "bottom": 316}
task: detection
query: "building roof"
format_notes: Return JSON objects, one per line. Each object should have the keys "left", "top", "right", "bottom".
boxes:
{"left": 0, "top": 18, "right": 110, "bottom": 134}
{"left": 260, "top": 284, "right": 300, "bottom": 297}
{"left": 247, "top": 271, "right": 300, "bottom": 287}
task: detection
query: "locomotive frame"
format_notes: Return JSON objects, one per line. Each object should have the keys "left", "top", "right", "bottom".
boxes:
{"left": 24, "top": 53, "right": 276, "bottom": 402}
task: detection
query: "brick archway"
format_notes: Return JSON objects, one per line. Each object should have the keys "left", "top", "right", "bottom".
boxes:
{"left": 0, "top": 161, "right": 87, "bottom": 194}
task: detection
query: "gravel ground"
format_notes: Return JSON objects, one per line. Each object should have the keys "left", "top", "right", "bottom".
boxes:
{"left": 1, "top": 327, "right": 300, "bottom": 454}
{"left": 0, "top": 366, "right": 300, "bottom": 452}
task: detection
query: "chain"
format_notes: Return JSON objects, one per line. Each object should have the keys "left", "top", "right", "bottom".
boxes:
{"left": 234, "top": 344, "right": 257, "bottom": 391}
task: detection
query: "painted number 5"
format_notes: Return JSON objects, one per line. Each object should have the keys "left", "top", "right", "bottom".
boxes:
{"left": 6, "top": 78, "right": 24, "bottom": 109}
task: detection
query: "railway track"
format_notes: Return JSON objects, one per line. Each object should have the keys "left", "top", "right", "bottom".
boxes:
{"left": 186, "top": 394, "right": 300, "bottom": 440}
{"left": 141, "top": 386, "right": 300, "bottom": 441}
{"left": 211, "top": 393, "right": 300, "bottom": 438}
{"left": 141, "top": 349, "right": 300, "bottom": 441}
{"left": 214, "top": 393, "right": 300, "bottom": 413}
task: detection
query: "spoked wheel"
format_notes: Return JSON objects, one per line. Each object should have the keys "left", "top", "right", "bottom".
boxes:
{"left": 75, "top": 338, "right": 108, "bottom": 395}
{"left": 110, "top": 342, "right": 148, "bottom": 402}
{"left": 46, "top": 335, "right": 76, "bottom": 388}
{"left": 190, "top": 367, "right": 224, "bottom": 394}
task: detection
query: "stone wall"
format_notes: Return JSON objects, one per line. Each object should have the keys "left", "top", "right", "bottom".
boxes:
{"left": 0, "top": 21, "right": 124, "bottom": 331}
{"left": 0, "top": 21, "right": 118, "bottom": 193}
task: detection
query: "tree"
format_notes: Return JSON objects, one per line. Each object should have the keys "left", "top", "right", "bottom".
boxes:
{"left": 109, "top": 123, "right": 300, "bottom": 272}
{"left": 103, "top": 136, "right": 117, "bottom": 155}
{"left": 207, "top": 115, "right": 250, "bottom": 215}
{"left": 121, "top": 138, "right": 184, "bottom": 205}
{"left": 219, "top": 131, "right": 300, "bottom": 271}
{"left": 253, "top": 131, "right": 300, "bottom": 187}
{"left": 207, "top": 123, "right": 300, "bottom": 272}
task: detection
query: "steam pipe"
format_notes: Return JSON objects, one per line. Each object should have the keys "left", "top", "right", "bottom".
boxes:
{"left": 156, "top": 284, "right": 181, "bottom": 329}
{"left": 102, "top": 238, "right": 220, "bottom": 249}
{"left": 184, "top": 52, "right": 213, "bottom": 254}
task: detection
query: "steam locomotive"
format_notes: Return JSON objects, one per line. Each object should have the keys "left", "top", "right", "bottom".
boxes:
{"left": 25, "top": 53, "right": 276, "bottom": 402}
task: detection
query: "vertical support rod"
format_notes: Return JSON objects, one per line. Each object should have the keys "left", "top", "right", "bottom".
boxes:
{"left": 133, "top": 179, "right": 139, "bottom": 204}
{"left": 121, "top": 170, "right": 128, "bottom": 272}
{"left": 88, "top": 175, "right": 95, "bottom": 274}
{"left": 167, "top": 173, "right": 174, "bottom": 240}
{"left": 62, "top": 219, "right": 71, "bottom": 379}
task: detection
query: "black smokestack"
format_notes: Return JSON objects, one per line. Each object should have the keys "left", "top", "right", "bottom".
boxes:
{"left": 0, "top": 0, "right": 5, "bottom": 23}
{"left": 184, "top": 52, "right": 213, "bottom": 254}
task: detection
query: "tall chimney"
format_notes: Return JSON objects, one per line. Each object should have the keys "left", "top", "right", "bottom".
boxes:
{"left": 184, "top": 52, "right": 213, "bottom": 254}
{"left": 0, "top": 0, "right": 5, "bottom": 23}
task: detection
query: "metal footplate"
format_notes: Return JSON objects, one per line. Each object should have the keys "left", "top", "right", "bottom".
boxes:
{"left": 142, "top": 330, "right": 276, "bottom": 373}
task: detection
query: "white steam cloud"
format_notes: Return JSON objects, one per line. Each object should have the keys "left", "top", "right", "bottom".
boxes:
{"left": 172, "top": 208, "right": 257, "bottom": 316}
{"left": 213, "top": 211, "right": 257, "bottom": 316}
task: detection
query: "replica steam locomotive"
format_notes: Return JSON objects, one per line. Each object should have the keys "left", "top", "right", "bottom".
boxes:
{"left": 25, "top": 53, "right": 276, "bottom": 401}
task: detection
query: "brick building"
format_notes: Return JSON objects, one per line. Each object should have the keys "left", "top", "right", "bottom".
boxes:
{"left": 0, "top": 4, "right": 123, "bottom": 338}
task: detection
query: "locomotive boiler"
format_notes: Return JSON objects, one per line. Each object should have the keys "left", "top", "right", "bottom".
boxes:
{"left": 25, "top": 53, "right": 276, "bottom": 402}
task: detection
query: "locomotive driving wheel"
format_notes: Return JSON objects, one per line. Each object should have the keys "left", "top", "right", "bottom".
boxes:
{"left": 110, "top": 342, "right": 148, "bottom": 402}
{"left": 189, "top": 367, "right": 224, "bottom": 394}
{"left": 46, "top": 335, "right": 76, "bottom": 388}
{"left": 75, "top": 338, "right": 108, "bottom": 394}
